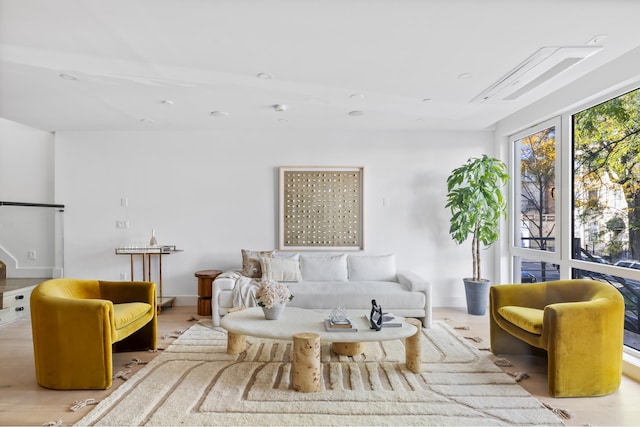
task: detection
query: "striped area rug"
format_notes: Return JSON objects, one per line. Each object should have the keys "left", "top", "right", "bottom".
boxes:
{"left": 76, "top": 320, "right": 563, "bottom": 426}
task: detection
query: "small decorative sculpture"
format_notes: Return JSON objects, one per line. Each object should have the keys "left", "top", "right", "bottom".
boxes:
{"left": 369, "top": 299, "right": 382, "bottom": 331}
{"left": 330, "top": 307, "right": 349, "bottom": 324}
{"left": 149, "top": 229, "right": 157, "bottom": 246}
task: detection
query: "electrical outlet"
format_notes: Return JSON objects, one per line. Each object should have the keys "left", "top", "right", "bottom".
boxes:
{"left": 120, "top": 272, "right": 128, "bottom": 280}
{"left": 28, "top": 250, "right": 36, "bottom": 260}
{"left": 116, "top": 220, "right": 130, "bottom": 229}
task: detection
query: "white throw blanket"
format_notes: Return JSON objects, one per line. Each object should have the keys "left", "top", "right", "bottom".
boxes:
{"left": 220, "top": 271, "right": 260, "bottom": 308}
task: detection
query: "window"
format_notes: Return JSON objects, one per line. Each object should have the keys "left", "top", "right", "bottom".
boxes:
{"left": 510, "top": 118, "right": 560, "bottom": 284}
{"left": 515, "top": 124, "right": 557, "bottom": 252}
{"left": 572, "top": 87, "right": 640, "bottom": 351}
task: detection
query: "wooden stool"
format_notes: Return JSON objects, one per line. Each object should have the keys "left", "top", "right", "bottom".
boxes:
{"left": 405, "top": 318, "right": 422, "bottom": 373}
{"left": 195, "top": 269, "right": 222, "bottom": 316}
{"left": 331, "top": 341, "right": 366, "bottom": 356}
{"left": 292, "top": 332, "right": 321, "bottom": 392}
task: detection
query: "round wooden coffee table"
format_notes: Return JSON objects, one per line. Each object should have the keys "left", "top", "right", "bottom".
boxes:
{"left": 220, "top": 307, "right": 421, "bottom": 392}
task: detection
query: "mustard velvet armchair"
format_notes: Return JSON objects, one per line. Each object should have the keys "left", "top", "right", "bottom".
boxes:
{"left": 490, "top": 279, "right": 624, "bottom": 397}
{"left": 31, "top": 278, "right": 157, "bottom": 390}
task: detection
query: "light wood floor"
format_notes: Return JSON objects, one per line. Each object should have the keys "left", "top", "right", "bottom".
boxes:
{"left": 1, "top": 306, "right": 639, "bottom": 426}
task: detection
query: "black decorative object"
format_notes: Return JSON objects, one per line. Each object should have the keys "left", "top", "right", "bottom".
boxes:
{"left": 369, "top": 299, "right": 382, "bottom": 331}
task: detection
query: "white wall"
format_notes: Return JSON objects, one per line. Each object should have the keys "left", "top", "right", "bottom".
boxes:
{"left": 54, "top": 129, "right": 495, "bottom": 307}
{"left": 0, "top": 118, "right": 57, "bottom": 277}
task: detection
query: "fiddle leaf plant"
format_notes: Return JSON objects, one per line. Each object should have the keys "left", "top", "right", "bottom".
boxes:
{"left": 445, "top": 155, "right": 509, "bottom": 282}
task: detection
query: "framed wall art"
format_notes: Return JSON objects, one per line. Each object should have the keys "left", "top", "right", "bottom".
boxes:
{"left": 278, "top": 166, "right": 364, "bottom": 251}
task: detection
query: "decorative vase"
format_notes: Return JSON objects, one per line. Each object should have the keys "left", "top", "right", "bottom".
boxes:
{"left": 463, "top": 278, "right": 491, "bottom": 315}
{"left": 262, "top": 302, "right": 286, "bottom": 320}
{"left": 149, "top": 229, "right": 157, "bottom": 246}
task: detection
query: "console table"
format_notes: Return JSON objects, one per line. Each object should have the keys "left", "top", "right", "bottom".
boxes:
{"left": 115, "top": 245, "right": 182, "bottom": 312}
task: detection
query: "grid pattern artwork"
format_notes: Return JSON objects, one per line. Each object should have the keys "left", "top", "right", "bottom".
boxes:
{"left": 279, "top": 167, "right": 363, "bottom": 250}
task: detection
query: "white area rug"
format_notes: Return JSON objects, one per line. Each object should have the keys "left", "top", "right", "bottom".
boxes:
{"left": 76, "top": 320, "right": 563, "bottom": 426}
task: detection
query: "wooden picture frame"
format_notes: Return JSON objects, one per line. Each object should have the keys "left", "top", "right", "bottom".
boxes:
{"left": 278, "top": 166, "right": 364, "bottom": 251}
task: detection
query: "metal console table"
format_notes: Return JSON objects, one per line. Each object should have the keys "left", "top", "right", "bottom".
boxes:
{"left": 115, "top": 245, "right": 183, "bottom": 312}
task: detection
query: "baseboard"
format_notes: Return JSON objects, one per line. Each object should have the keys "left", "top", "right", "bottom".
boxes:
{"left": 170, "top": 295, "right": 198, "bottom": 307}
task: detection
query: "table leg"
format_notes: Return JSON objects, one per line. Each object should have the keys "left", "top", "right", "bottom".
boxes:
{"left": 292, "top": 332, "right": 321, "bottom": 392}
{"left": 405, "top": 318, "right": 422, "bottom": 373}
{"left": 227, "top": 332, "right": 247, "bottom": 355}
{"left": 331, "top": 342, "right": 366, "bottom": 356}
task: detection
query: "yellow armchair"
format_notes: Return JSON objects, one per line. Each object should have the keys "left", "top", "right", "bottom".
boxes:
{"left": 490, "top": 279, "right": 624, "bottom": 397}
{"left": 30, "top": 278, "right": 157, "bottom": 390}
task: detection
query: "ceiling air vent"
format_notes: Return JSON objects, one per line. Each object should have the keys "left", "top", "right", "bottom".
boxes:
{"left": 470, "top": 45, "right": 602, "bottom": 103}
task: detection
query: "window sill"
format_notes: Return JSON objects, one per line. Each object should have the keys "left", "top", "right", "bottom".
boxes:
{"left": 623, "top": 347, "right": 640, "bottom": 383}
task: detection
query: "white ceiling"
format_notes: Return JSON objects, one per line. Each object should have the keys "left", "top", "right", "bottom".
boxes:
{"left": 1, "top": 0, "right": 640, "bottom": 132}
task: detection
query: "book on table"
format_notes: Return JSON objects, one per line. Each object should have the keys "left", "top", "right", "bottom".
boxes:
{"left": 324, "top": 319, "right": 358, "bottom": 332}
{"left": 364, "top": 312, "right": 403, "bottom": 328}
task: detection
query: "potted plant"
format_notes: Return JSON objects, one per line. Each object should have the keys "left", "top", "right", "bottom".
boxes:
{"left": 445, "top": 154, "right": 509, "bottom": 315}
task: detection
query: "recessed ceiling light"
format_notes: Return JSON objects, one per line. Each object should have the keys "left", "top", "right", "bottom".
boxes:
{"left": 59, "top": 73, "right": 79, "bottom": 81}
{"left": 257, "top": 72, "right": 273, "bottom": 80}
{"left": 422, "top": 98, "right": 432, "bottom": 102}
{"left": 349, "top": 93, "right": 364, "bottom": 99}
{"left": 273, "top": 104, "right": 287, "bottom": 112}
{"left": 458, "top": 73, "right": 472, "bottom": 80}
{"left": 138, "top": 118, "right": 154, "bottom": 124}
{"left": 161, "top": 100, "right": 174, "bottom": 105}
{"left": 210, "top": 111, "right": 229, "bottom": 117}
{"left": 348, "top": 110, "right": 364, "bottom": 117}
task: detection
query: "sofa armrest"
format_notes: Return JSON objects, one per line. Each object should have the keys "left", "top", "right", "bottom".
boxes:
{"left": 31, "top": 294, "right": 116, "bottom": 385}
{"left": 98, "top": 281, "right": 156, "bottom": 307}
{"left": 211, "top": 273, "right": 240, "bottom": 326}
{"left": 397, "top": 270, "right": 432, "bottom": 328}
{"left": 543, "top": 296, "right": 624, "bottom": 351}
{"left": 396, "top": 270, "right": 426, "bottom": 291}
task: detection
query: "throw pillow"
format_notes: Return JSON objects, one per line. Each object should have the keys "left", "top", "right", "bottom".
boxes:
{"left": 241, "top": 249, "right": 276, "bottom": 278}
{"left": 300, "top": 254, "right": 348, "bottom": 281}
{"left": 260, "top": 254, "right": 302, "bottom": 282}
{"left": 348, "top": 254, "right": 397, "bottom": 281}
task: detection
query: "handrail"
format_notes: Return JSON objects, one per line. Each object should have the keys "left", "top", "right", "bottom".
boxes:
{"left": 0, "top": 201, "right": 65, "bottom": 209}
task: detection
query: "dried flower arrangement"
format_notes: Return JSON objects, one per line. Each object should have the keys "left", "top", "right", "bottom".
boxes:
{"left": 255, "top": 280, "right": 294, "bottom": 309}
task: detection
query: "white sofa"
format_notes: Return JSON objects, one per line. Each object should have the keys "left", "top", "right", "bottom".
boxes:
{"left": 211, "top": 252, "right": 431, "bottom": 328}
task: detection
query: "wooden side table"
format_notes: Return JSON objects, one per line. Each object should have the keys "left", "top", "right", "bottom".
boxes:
{"left": 195, "top": 269, "right": 222, "bottom": 316}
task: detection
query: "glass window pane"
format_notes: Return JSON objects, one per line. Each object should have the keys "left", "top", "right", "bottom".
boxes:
{"left": 572, "top": 87, "right": 640, "bottom": 352}
{"left": 518, "top": 257, "right": 560, "bottom": 283}
{"left": 515, "top": 127, "right": 556, "bottom": 252}
{"left": 573, "top": 88, "right": 640, "bottom": 264}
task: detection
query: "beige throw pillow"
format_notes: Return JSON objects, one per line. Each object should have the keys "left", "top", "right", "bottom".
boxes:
{"left": 241, "top": 249, "right": 276, "bottom": 278}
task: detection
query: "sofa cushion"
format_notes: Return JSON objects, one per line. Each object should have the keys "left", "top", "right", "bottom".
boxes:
{"left": 286, "top": 281, "right": 425, "bottom": 310}
{"left": 113, "top": 302, "right": 152, "bottom": 329}
{"left": 498, "top": 306, "right": 544, "bottom": 335}
{"left": 300, "top": 254, "right": 348, "bottom": 281}
{"left": 260, "top": 254, "right": 302, "bottom": 282}
{"left": 241, "top": 249, "right": 276, "bottom": 278}
{"left": 348, "top": 254, "right": 396, "bottom": 281}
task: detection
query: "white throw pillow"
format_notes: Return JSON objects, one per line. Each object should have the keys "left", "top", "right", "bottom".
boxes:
{"left": 300, "top": 254, "right": 348, "bottom": 281}
{"left": 260, "top": 255, "right": 302, "bottom": 282}
{"left": 348, "top": 254, "right": 397, "bottom": 281}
